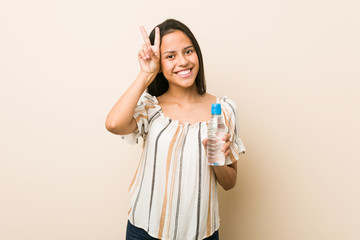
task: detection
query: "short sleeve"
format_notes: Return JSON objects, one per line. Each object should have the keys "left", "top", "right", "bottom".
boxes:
{"left": 120, "top": 92, "right": 160, "bottom": 145}
{"left": 221, "top": 97, "right": 246, "bottom": 165}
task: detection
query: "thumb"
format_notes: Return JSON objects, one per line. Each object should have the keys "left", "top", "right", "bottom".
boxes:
{"left": 202, "top": 138, "right": 208, "bottom": 157}
{"left": 202, "top": 138, "right": 207, "bottom": 146}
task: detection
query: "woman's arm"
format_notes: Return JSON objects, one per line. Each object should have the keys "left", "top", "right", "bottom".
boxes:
{"left": 202, "top": 133, "right": 238, "bottom": 190}
{"left": 212, "top": 162, "right": 237, "bottom": 191}
{"left": 105, "top": 26, "right": 160, "bottom": 135}
{"left": 105, "top": 71, "right": 156, "bottom": 135}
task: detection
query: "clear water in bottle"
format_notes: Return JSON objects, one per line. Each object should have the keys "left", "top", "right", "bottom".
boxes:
{"left": 207, "top": 103, "right": 226, "bottom": 166}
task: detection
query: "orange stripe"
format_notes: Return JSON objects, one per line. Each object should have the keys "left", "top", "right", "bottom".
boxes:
{"left": 158, "top": 125, "right": 181, "bottom": 238}
{"left": 128, "top": 147, "right": 146, "bottom": 195}
{"left": 222, "top": 108, "right": 230, "bottom": 133}
{"left": 134, "top": 102, "right": 156, "bottom": 121}
{"left": 226, "top": 108, "right": 236, "bottom": 138}
{"left": 135, "top": 114, "right": 147, "bottom": 122}
{"left": 144, "top": 104, "right": 156, "bottom": 113}
{"left": 231, "top": 144, "right": 240, "bottom": 159}
{"left": 223, "top": 107, "right": 240, "bottom": 161}
{"left": 129, "top": 103, "right": 155, "bottom": 194}
{"left": 165, "top": 124, "right": 186, "bottom": 239}
{"left": 129, "top": 102, "right": 158, "bottom": 195}
{"left": 229, "top": 152, "right": 236, "bottom": 163}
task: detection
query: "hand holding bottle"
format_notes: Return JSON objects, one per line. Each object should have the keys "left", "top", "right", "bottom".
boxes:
{"left": 202, "top": 133, "right": 232, "bottom": 165}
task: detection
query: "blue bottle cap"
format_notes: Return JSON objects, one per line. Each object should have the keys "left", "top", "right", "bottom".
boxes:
{"left": 211, "top": 103, "right": 222, "bottom": 115}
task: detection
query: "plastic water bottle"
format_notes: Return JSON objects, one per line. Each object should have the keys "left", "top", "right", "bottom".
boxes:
{"left": 207, "top": 103, "right": 226, "bottom": 166}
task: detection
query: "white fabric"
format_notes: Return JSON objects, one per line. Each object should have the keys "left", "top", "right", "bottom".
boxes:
{"left": 121, "top": 92, "right": 246, "bottom": 240}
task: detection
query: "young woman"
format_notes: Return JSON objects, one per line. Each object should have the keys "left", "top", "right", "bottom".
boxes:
{"left": 106, "top": 19, "right": 245, "bottom": 240}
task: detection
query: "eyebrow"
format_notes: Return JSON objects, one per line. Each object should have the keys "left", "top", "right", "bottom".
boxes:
{"left": 162, "top": 45, "right": 194, "bottom": 55}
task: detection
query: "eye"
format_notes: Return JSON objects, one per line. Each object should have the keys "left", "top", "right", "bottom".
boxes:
{"left": 185, "top": 49, "right": 193, "bottom": 55}
{"left": 166, "top": 54, "right": 175, "bottom": 59}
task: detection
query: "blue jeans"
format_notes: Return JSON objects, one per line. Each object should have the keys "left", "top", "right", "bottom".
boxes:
{"left": 126, "top": 220, "right": 219, "bottom": 240}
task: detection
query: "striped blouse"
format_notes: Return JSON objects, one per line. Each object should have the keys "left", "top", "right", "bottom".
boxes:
{"left": 121, "top": 92, "right": 246, "bottom": 240}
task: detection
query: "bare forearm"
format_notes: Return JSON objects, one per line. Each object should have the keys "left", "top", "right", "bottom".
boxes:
{"left": 105, "top": 71, "right": 156, "bottom": 134}
{"left": 213, "top": 163, "right": 237, "bottom": 190}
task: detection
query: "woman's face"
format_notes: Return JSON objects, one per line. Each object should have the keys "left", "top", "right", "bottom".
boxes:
{"left": 160, "top": 30, "right": 199, "bottom": 89}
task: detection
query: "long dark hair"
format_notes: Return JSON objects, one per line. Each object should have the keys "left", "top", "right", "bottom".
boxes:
{"left": 147, "top": 19, "right": 206, "bottom": 97}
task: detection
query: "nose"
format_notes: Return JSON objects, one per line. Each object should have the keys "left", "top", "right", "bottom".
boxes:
{"left": 177, "top": 54, "right": 188, "bottom": 67}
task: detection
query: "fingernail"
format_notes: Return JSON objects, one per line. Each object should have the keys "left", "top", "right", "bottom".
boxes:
{"left": 146, "top": 54, "right": 150, "bottom": 58}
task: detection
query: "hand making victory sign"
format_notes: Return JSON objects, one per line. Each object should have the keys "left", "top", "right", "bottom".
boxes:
{"left": 138, "top": 26, "right": 160, "bottom": 75}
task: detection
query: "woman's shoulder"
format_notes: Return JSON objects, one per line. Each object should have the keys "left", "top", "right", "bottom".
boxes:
{"left": 204, "top": 92, "right": 217, "bottom": 103}
{"left": 219, "top": 95, "right": 238, "bottom": 120}
{"left": 220, "top": 96, "right": 237, "bottom": 108}
{"left": 135, "top": 92, "right": 161, "bottom": 115}
{"left": 205, "top": 93, "right": 236, "bottom": 106}
{"left": 200, "top": 93, "right": 238, "bottom": 115}
{"left": 138, "top": 92, "right": 159, "bottom": 106}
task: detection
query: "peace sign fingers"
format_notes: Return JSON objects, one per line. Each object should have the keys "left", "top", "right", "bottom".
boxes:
{"left": 139, "top": 25, "right": 151, "bottom": 47}
{"left": 138, "top": 25, "right": 161, "bottom": 74}
{"left": 154, "top": 27, "right": 160, "bottom": 49}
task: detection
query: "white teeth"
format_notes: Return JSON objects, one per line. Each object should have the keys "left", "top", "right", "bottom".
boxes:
{"left": 177, "top": 69, "right": 191, "bottom": 75}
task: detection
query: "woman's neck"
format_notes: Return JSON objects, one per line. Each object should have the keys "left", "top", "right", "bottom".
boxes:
{"left": 161, "top": 85, "right": 204, "bottom": 105}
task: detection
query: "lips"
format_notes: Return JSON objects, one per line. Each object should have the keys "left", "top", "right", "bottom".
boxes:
{"left": 175, "top": 68, "right": 192, "bottom": 77}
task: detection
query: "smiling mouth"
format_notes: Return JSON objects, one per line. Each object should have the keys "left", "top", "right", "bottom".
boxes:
{"left": 175, "top": 68, "right": 192, "bottom": 77}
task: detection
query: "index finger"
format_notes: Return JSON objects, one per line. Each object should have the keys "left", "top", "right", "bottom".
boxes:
{"left": 154, "top": 27, "right": 160, "bottom": 48}
{"left": 139, "top": 25, "right": 151, "bottom": 47}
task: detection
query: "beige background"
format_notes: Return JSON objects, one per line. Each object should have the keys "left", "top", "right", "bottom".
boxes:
{"left": 1, "top": 0, "right": 359, "bottom": 239}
